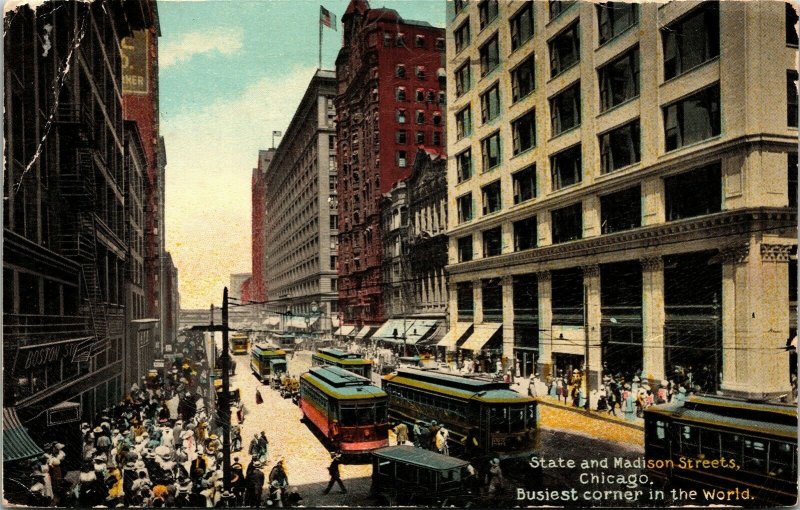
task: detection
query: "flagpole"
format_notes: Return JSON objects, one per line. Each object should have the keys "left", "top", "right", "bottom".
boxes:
{"left": 318, "top": 18, "right": 323, "bottom": 70}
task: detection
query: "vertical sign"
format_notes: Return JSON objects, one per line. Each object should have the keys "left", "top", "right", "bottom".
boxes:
{"left": 121, "top": 30, "right": 149, "bottom": 95}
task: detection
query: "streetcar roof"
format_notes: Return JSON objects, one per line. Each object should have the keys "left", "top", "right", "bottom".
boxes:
{"left": 372, "top": 445, "right": 469, "bottom": 470}
{"left": 314, "top": 348, "right": 372, "bottom": 365}
{"left": 383, "top": 370, "right": 533, "bottom": 404}
{"left": 252, "top": 344, "right": 286, "bottom": 356}
{"left": 302, "top": 366, "right": 387, "bottom": 399}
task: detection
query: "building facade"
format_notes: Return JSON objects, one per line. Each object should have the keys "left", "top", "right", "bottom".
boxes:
{"left": 246, "top": 149, "right": 275, "bottom": 304}
{"left": 264, "top": 70, "right": 339, "bottom": 335}
{"left": 3, "top": 0, "right": 156, "bottom": 451}
{"left": 335, "top": 0, "right": 446, "bottom": 326}
{"left": 445, "top": 0, "right": 797, "bottom": 395}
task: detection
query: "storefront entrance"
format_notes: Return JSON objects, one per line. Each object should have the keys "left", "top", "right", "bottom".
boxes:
{"left": 553, "top": 353, "right": 584, "bottom": 379}
{"left": 514, "top": 348, "right": 537, "bottom": 378}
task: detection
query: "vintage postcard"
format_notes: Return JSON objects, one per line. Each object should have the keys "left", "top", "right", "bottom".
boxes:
{"left": 3, "top": 0, "right": 798, "bottom": 507}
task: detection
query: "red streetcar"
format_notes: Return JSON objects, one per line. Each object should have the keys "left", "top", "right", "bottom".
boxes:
{"left": 299, "top": 366, "right": 389, "bottom": 454}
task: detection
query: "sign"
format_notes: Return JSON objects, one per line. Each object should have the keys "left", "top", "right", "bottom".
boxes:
{"left": 19, "top": 340, "right": 88, "bottom": 370}
{"left": 121, "top": 30, "right": 149, "bottom": 95}
{"left": 153, "top": 359, "right": 165, "bottom": 368}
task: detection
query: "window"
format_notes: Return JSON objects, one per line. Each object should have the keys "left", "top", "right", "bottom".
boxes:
{"left": 552, "top": 268, "right": 584, "bottom": 324}
{"left": 482, "top": 278, "right": 503, "bottom": 320}
{"left": 436, "top": 37, "right": 445, "bottom": 51}
{"left": 479, "top": 35, "right": 500, "bottom": 77}
{"left": 416, "top": 111, "right": 425, "bottom": 124}
{"left": 397, "top": 33, "right": 406, "bottom": 47}
{"left": 599, "top": 46, "right": 639, "bottom": 111}
{"left": 551, "top": 203, "right": 583, "bottom": 243}
{"left": 397, "top": 109, "right": 407, "bottom": 124}
{"left": 600, "top": 186, "right": 641, "bottom": 234}
{"left": 415, "top": 35, "right": 426, "bottom": 48}
{"left": 789, "top": 70, "right": 798, "bottom": 128}
{"left": 597, "top": 2, "right": 638, "bottom": 44}
{"left": 416, "top": 66, "right": 426, "bottom": 79}
{"left": 513, "top": 165, "right": 536, "bottom": 204}
{"left": 665, "top": 163, "right": 721, "bottom": 221}
{"left": 599, "top": 119, "right": 640, "bottom": 173}
{"left": 483, "top": 227, "right": 502, "bottom": 257}
{"left": 455, "top": 62, "right": 471, "bottom": 96}
{"left": 397, "top": 151, "right": 408, "bottom": 168}
{"left": 458, "top": 235, "right": 473, "bottom": 262}
{"left": 330, "top": 256, "right": 338, "bottom": 270}
{"left": 662, "top": 2, "right": 719, "bottom": 80}
{"left": 455, "top": 20, "right": 471, "bottom": 53}
{"left": 549, "top": 0, "right": 576, "bottom": 21}
{"left": 512, "top": 109, "right": 536, "bottom": 155}
{"left": 396, "top": 87, "right": 406, "bottom": 101}
{"left": 788, "top": 3, "right": 799, "bottom": 46}
{"left": 396, "top": 64, "right": 406, "bottom": 78}
{"left": 416, "top": 131, "right": 425, "bottom": 144}
{"left": 330, "top": 215, "right": 338, "bottom": 229}
{"left": 396, "top": 130, "right": 407, "bottom": 144}
{"left": 479, "top": 0, "right": 499, "bottom": 29}
{"left": 510, "top": 3, "right": 534, "bottom": 51}
{"left": 550, "top": 144, "right": 582, "bottom": 190}
{"left": 457, "top": 193, "right": 474, "bottom": 223}
{"left": 457, "top": 148, "right": 472, "bottom": 182}
{"left": 511, "top": 55, "right": 536, "bottom": 103}
{"left": 455, "top": 0, "right": 467, "bottom": 14}
{"left": 433, "top": 112, "right": 441, "bottom": 125}
{"left": 480, "top": 83, "right": 501, "bottom": 123}
{"left": 416, "top": 89, "right": 425, "bottom": 102}
{"left": 790, "top": 153, "right": 798, "bottom": 208}
{"left": 384, "top": 32, "right": 394, "bottom": 47}
{"left": 481, "top": 131, "right": 501, "bottom": 171}
{"left": 550, "top": 82, "right": 581, "bottom": 135}
{"left": 457, "top": 282, "right": 474, "bottom": 320}
{"left": 433, "top": 131, "right": 441, "bottom": 146}
{"left": 456, "top": 105, "right": 472, "bottom": 139}
{"left": 514, "top": 216, "right": 537, "bottom": 251}
{"left": 549, "top": 22, "right": 580, "bottom": 78}
{"left": 482, "top": 180, "right": 501, "bottom": 215}
{"left": 663, "top": 84, "right": 720, "bottom": 151}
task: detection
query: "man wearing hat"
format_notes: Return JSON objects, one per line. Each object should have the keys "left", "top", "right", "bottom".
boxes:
{"left": 487, "top": 458, "right": 505, "bottom": 498}
{"left": 322, "top": 452, "right": 347, "bottom": 495}
{"left": 245, "top": 460, "right": 265, "bottom": 506}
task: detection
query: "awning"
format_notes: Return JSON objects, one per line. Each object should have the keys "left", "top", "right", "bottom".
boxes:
{"left": 286, "top": 317, "right": 308, "bottom": 330}
{"left": 334, "top": 325, "right": 355, "bottom": 336}
{"left": 437, "top": 322, "right": 473, "bottom": 349}
{"left": 3, "top": 407, "right": 44, "bottom": 463}
{"left": 372, "top": 319, "right": 405, "bottom": 340}
{"left": 403, "top": 319, "right": 439, "bottom": 345}
{"left": 263, "top": 317, "right": 280, "bottom": 327}
{"left": 460, "top": 323, "right": 503, "bottom": 351}
{"left": 355, "top": 326, "right": 377, "bottom": 340}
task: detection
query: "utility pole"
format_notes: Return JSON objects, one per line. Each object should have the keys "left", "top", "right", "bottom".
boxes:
{"left": 583, "top": 284, "right": 590, "bottom": 411}
{"left": 221, "top": 287, "right": 232, "bottom": 492}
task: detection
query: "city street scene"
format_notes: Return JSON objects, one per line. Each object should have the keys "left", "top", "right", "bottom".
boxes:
{"left": 3, "top": 0, "right": 798, "bottom": 507}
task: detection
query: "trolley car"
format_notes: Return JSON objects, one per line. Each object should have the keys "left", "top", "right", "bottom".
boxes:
{"left": 231, "top": 332, "right": 249, "bottom": 355}
{"left": 382, "top": 368, "right": 538, "bottom": 460}
{"left": 250, "top": 344, "right": 288, "bottom": 381}
{"left": 312, "top": 348, "right": 373, "bottom": 379}
{"left": 299, "top": 366, "right": 390, "bottom": 454}
{"left": 644, "top": 395, "right": 797, "bottom": 506}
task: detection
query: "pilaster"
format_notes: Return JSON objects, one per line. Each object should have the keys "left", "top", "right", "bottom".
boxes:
{"left": 501, "top": 276, "right": 514, "bottom": 372}
{"left": 583, "top": 264, "right": 602, "bottom": 391}
{"left": 472, "top": 279, "right": 483, "bottom": 324}
{"left": 641, "top": 256, "right": 665, "bottom": 381}
{"left": 536, "top": 270, "right": 553, "bottom": 377}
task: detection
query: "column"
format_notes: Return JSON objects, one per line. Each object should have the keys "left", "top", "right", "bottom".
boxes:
{"left": 473, "top": 279, "right": 483, "bottom": 324}
{"left": 641, "top": 256, "right": 666, "bottom": 382}
{"left": 721, "top": 243, "right": 792, "bottom": 396}
{"left": 537, "top": 270, "right": 553, "bottom": 378}
{"left": 583, "top": 264, "right": 602, "bottom": 392}
{"left": 501, "top": 276, "right": 514, "bottom": 376}
{"left": 448, "top": 284, "right": 458, "bottom": 331}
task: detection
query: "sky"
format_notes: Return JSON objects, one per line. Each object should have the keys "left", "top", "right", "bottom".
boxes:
{"left": 159, "top": 0, "right": 446, "bottom": 309}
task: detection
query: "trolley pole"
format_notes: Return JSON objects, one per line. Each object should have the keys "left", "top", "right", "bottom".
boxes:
{"left": 221, "top": 287, "right": 232, "bottom": 492}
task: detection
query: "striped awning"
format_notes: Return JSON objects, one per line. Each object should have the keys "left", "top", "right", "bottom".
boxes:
{"left": 354, "top": 326, "right": 377, "bottom": 340}
{"left": 334, "top": 325, "right": 355, "bottom": 336}
{"left": 460, "top": 323, "right": 502, "bottom": 351}
{"left": 3, "top": 407, "right": 43, "bottom": 463}
{"left": 437, "top": 322, "right": 473, "bottom": 349}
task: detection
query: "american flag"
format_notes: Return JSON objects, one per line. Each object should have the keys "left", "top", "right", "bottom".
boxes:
{"left": 320, "top": 6, "right": 337, "bottom": 30}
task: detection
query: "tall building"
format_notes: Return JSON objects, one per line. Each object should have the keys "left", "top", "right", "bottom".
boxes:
{"left": 335, "top": 0, "right": 446, "bottom": 327}
{"left": 264, "top": 70, "right": 339, "bottom": 334}
{"left": 3, "top": 0, "right": 156, "bottom": 468}
{"left": 229, "top": 272, "right": 251, "bottom": 302}
{"left": 444, "top": 0, "right": 796, "bottom": 396}
{"left": 248, "top": 149, "right": 276, "bottom": 303}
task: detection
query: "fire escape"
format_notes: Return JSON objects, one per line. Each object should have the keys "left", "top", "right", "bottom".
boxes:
{"left": 56, "top": 102, "right": 109, "bottom": 357}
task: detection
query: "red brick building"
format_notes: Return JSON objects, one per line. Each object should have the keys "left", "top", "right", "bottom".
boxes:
{"left": 335, "top": 0, "right": 445, "bottom": 326}
{"left": 247, "top": 149, "right": 275, "bottom": 303}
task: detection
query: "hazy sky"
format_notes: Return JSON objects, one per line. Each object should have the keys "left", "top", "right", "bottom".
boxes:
{"left": 160, "top": 0, "right": 446, "bottom": 309}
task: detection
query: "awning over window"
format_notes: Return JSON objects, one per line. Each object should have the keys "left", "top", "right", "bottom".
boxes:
{"left": 3, "top": 407, "right": 43, "bottom": 463}
{"left": 333, "top": 325, "right": 355, "bottom": 337}
{"left": 355, "top": 326, "right": 377, "bottom": 340}
{"left": 404, "top": 320, "right": 439, "bottom": 345}
{"left": 437, "top": 322, "right": 473, "bottom": 349}
{"left": 372, "top": 320, "right": 406, "bottom": 340}
{"left": 263, "top": 317, "right": 280, "bottom": 327}
{"left": 460, "top": 323, "right": 503, "bottom": 351}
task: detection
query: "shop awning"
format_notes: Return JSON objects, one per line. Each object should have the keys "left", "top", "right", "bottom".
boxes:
{"left": 3, "top": 407, "right": 43, "bottom": 463}
{"left": 355, "top": 326, "right": 377, "bottom": 340}
{"left": 372, "top": 319, "right": 406, "bottom": 340}
{"left": 333, "top": 325, "right": 355, "bottom": 336}
{"left": 460, "top": 323, "right": 502, "bottom": 351}
{"left": 404, "top": 319, "right": 439, "bottom": 345}
{"left": 437, "top": 322, "right": 473, "bottom": 349}
{"left": 263, "top": 317, "right": 280, "bottom": 327}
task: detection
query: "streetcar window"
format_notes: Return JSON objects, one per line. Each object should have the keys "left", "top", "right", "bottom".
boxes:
{"left": 655, "top": 420, "right": 666, "bottom": 440}
{"left": 527, "top": 404, "right": 536, "bottom": 427}
{"left": 356, "top": 406, "right": 374, "bottom": 425}
{"left": 418, "top": 467, "right": 433, "bottom": 486}
{"left": 376, "top": 403, "right": 387, "bottom": 422}
{"left": 699, "top": 429, "right": 720, "bottom": 459}
{"left": 720, "top": 433, "right": 742, "bottom": 460}
{"left": 679, "top": 425, "right": 700, "bottom": 456}
{"left": 509, "top": 406, "right": 526, "bottom": 433}
{"left": 340, "top": 407, "right": 357, "bottom": 426}
{"left": 378, "top": 460, "right": 394, "bottom": 476}
{"left": 489, "top": 406, "right": 508, "bottom": 433}
{"left": 769, "top": 441, "right": 795, "bottom": 480}
{"left": 396, "top": 462, "right": 417, "bottom": 483}
{"left": 743, "top": 439, "right": 768, "bottom": 473}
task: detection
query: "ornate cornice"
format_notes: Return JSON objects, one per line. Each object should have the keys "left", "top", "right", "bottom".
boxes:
{"left": 761, "top": 244, "right": 794, "bottom": 262}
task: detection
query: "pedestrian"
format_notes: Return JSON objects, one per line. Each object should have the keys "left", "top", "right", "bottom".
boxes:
{"left": 428, "top": 421, "right": 440, "bottom": 451}
{"left": 623, "top": 384, "right": 636, "bottom": 421}
{"left": 528, "top": 374, "right": 538, "bottom": 397}
{"left": 435, "top": 425, "right": 449, "bottom": 456}
{"left": 245, "top": 460, "right": 265, "bottom": 506}
{"left": 392, "top": 421, "right": 409, "bottom": 445}
{"left": 231, "top": 425, "right": 242, "bottom": 452}
{"left": 255, "top": 388, "right": 264, "bottom": 405}
{"left": 258, "top": 431, "right": 269, "bottom": 462}
{"left": 248, "top": 433, "right": 260, "bottom": 458}
{"left": 269, "top": 459, "right": 289, "bottom": 506}
{"left": 236, "top": 401, "right": 246, "bottom": 424}
{"left": 486, "top": 458, "right": 505, "bottom": 498}
{"left": 321, "top": 452, "right": 347, "bottom": 495}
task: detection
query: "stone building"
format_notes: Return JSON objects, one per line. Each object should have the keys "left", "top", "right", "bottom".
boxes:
{"left": 335, "top": 0, "right": 446, "bottom": 327}
{"left": 444, "top": 0, "right": 797, "bottom": 395}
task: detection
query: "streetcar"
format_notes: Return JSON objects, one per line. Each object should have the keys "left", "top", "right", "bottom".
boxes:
{"left": 231, "top": 332, "right": 249, "bottom": 355}
{"left": 312, "top": 348, "right": 373, "bottom": 379}
{"left": 250, "top": 343, "right": 288, "bottom": 382}
{"left": 382, "top": 368, "right": 538, "bottom": 460}
{"left": 644, "top": 395, "right": 797, "bottom": 506}
{"left": 299, "top": 366, "right": 390, "bottom": 454}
